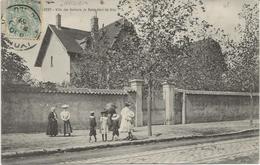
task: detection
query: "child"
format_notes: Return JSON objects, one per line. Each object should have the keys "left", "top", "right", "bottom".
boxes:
{"left": 111, "top": 113, "right": 120, "bottom": 141}
{"left": 89, "top": 111, "right": 97, "bottom": 142}
{"left": 100, "top": 111, "right": 109, "bottom": 142}
{"left": 126, "top": 110, "right": 135, "bottom": 140}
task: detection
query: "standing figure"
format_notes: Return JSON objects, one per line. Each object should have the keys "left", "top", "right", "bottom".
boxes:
{"left": 89, "top": 111, "right": 97, "bottom": 142}
{"left": 47, "top": 107, "right": 58, "bottom": 137}
{"left": 60, "top": 104, "right": 72, "bottom": 136}
{"left": 111, "top": 113, "right": 120, "bottom": 141}
{"left": 100, "top": 111, "right": 109, "bottom": 141}
{"left": 105, "top": 102, "right": 117, "bottom": 131}
{"left": 119, "top": 102, "right": 135, "bottom": 140}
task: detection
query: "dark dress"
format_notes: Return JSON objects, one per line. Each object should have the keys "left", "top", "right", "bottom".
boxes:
{"left": 89, "top": 117, "right": 97, "bottom": 136}
{"left": 46, "top": 112, "right": 58, "bottom": 136}
{"left": 63, "top": 120, "right": 72, "bottom": 134}
{"left": 112, "top": 119, "right": 120, "bottom": 136}
{"left": 108, "top": 109, "right": 116, "bottom": 131}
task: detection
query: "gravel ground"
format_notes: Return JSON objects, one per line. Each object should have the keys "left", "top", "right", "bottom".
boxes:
{"left": 2, "top": 120, "right": 259, "bottom": 154}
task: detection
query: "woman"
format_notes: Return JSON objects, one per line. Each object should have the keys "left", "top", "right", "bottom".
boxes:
{"left": 119, "top": 102, "right": 135, "bottom": 140}
{"left": 60, "top": 104, "right": 73, "bottom": 136}
{"left": 89, "top": 111, "right": 97, "bottom": 142}
{"left": 46, "top": 107, "right": 58, "bottom": 137}
{"left": 105, "top": 102, "right": 117, "bottom": 131}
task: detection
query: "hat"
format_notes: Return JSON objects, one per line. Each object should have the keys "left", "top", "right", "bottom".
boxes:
{"left": 101, "top": 110, "right": 108, "bottom": 114}
{"left": 51, "top": 107, "right": 56, "bottom": 111}
{"left": 125, "top": 102, "right": 131, "bottom": 106}
{"left": 61, "top": 104, "right": 69, "bottom": 109}
{"left": 112, "top": 114, "right": 120, "bottom": 120}
{"left": 90, "top": 111, "right": 94, "bottom": 114}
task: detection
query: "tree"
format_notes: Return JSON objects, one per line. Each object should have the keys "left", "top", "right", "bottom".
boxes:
{"left": 1, "top": 33, "right": 29, "bottom": 85}
{"left": 117, "top": 0, "right": 211, "bottom": 136}
{"left": 171, "top": 38, "right": 227, "bottom": 90}
{"left": 224, "top": 3, "right": 259, "bottom": 126}
{"left": 70, "top": 21, "right": 129, "bottom": 89}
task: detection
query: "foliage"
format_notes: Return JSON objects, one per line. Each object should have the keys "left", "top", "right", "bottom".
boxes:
{"left": 70, "top": 28, "right": 116, "bottom": 89}
{"left": 69, "top": 0, "right": 229, "bottom": 92}
{"left": 224, "top": 3, "right": 259, "bottom": 92}
{"left": 172, "top": 38, "right": 227, "bottom": 90}
{"left": 116, "top": 0, "right": 227, "bottom": 90}
{"left": 1, "top": 33, "right": 29, "bottom": 85}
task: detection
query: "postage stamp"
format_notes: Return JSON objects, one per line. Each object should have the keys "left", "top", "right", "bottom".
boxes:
{"left": 3, "top": 0, "right": 42, "bottom": 51}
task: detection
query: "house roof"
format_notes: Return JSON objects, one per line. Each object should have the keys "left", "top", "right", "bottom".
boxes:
{"left": 98, "top": 19, "right": 124, "bottom": 48}
{"left": 35, "top": 19, "right": 128, "bottom": 67}
{"left": 49, "top": 24, "right": 90, "bottom": 54}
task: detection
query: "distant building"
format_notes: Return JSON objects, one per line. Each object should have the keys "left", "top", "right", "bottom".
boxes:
{"left": 34, "top": 14, "right": 135, "bottom": 83}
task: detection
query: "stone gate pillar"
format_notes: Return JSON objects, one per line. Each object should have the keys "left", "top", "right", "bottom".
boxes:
{"left": 130, "top": 79, "right": 144, "bottom": 126}
{"left": 162, "top": 82, "right": 175, "bottom": 125}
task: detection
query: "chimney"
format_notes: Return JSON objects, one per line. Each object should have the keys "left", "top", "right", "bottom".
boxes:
{"left": 91, "top": 11, "right": 99, "bottom": 42}
{"left": 56, "top": 13, "right": 61, "bottom": 29}
{"left": 91, "top": 11, "right": 99, "bottom": 32}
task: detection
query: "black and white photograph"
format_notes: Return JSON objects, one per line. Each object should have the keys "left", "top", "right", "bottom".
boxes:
{"left": 1, "top": 0, "right": 259, "bottom": 164}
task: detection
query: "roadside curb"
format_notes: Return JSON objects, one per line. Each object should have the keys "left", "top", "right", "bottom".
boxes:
{"left": 2, "top": 128, "right": 259, "bottom": 159}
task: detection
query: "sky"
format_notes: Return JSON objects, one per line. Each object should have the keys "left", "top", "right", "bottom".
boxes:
{"left": 1, "top": 0, "right": 257, "bottom": 80}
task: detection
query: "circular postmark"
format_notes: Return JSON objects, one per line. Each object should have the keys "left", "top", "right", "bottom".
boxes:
{"left": 5, "top": 4, "right": 41, "bottom": 51}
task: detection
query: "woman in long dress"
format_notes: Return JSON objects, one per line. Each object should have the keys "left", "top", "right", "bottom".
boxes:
{"left": 46, "top": 107, "right": 58, "bottom": 137}
{"left": 105, "top": 102, "right": 117, "bottom": 131}
{"left": 119, "top": 102, "right": 135, "bottom": 140}
{"left": 89, "top": 111, "right": 97, "bottom": 142}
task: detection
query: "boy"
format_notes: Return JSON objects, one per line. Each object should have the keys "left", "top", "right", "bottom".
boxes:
{"left": 89, "top": 111, "right": 97, "bottom": 142}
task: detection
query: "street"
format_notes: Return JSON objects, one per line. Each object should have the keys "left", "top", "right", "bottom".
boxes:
{"left": 59, "top": 137, "right": 259, "bottom": 164}
{"left": 2, "top": 133, "right": 259, "bottom": 164}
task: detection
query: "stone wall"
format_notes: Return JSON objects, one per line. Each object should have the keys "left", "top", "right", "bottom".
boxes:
{"left": 2, "top": 88, "right": 135, "bottom": 133}
{"left": 143, "top": 89, "right": 165, "bottom": 125}
{"left": 3, "top": 81, "right": 259, "bottom": 133}
{"left": 173, "top": 89, "right": 259, "bottom": 124}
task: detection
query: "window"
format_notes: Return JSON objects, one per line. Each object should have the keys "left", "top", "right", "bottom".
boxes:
{"left": 51, "top": 56, "right": 53, "bottom": 67}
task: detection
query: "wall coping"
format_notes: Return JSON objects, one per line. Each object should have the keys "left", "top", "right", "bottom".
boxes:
{"left": 175, "top": 88, "right": 259, "bottom": 96}
{"left": 2, "top": 86, "right": 136, "bottom": 95}
{"left": 129, "top": 79, "right": 144, "bottom": 83}
{"left": 162, "top": 81, "right": 175, "bottom": 86}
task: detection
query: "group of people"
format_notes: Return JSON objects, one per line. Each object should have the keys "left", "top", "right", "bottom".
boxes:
{"left": 46, "top": 102, "right": 135, "bottom": 142}
{"left": 46, "top": 104, "right": 73, "bottom": 137}
{"left": 89, "top": 102, "right": 135, "bottom": 142}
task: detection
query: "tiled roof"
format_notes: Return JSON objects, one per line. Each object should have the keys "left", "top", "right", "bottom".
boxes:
{"left": 175, "top": 88, "right": 259, "bottom": 96}
{"left": 3, "top": 86, "right": 135, "bottom": 95}
{"left": 35, "top": 19, "right": 132, "bottom": 67}
{"left": 49, "top": 24, "right": 90, "bottom": 54}
{"left": 35, "top": 25, "right": 90, "bottom": 67}
{"left": 98, "top": 19, "right": 124, "bottom": 48}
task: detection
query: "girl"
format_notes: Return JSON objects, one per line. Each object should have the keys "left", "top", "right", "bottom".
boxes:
{"left": 100, "top": 111, "right": 109, "bottom": 141}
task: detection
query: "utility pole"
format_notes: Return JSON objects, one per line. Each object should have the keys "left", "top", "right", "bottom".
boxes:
{"left": 146, "top": 0, "right": 156, "bottom": 136}
{"left": 147, "top": 75, "right": 152, "bottom": 136}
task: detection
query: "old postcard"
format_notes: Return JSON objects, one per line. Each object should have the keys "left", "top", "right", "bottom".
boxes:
{"left": 1, "top": 0, "right": 259, "bottom": 164}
